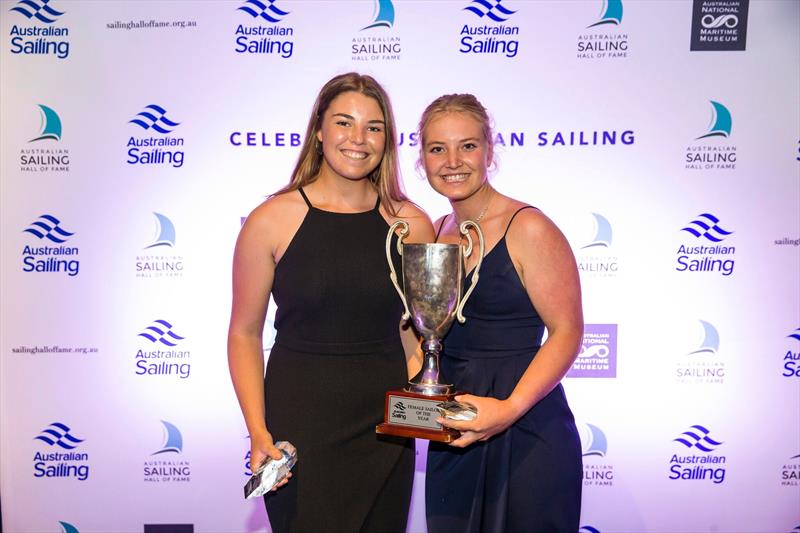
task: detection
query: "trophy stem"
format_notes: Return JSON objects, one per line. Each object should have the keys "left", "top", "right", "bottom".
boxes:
{"left": 407, "top": 339, "right": 452, "bottom": 396}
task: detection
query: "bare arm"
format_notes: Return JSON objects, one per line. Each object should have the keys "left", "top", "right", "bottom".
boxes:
{"left": 440, "top": 208, "right": 583, "bottom": 447}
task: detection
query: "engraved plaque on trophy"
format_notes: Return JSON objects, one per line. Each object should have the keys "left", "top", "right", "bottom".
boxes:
{"left": 376, "top": 220, "right": 484, "bottom": 443}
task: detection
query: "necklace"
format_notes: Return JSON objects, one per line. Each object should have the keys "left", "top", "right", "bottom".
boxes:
{"left": 455, "top": 189, "right": 494, "bottom": 226}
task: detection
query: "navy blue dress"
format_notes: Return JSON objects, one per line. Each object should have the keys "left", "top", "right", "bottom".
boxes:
{"left": 426, "top": 207, "right": 582, "bottom": 533}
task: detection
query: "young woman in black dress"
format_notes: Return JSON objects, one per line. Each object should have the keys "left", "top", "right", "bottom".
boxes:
{"left": 420, "top": 94, "right": 584, "bottom": 533}
{"left": 228, "top": 73, "right": 433, "bottom": 533}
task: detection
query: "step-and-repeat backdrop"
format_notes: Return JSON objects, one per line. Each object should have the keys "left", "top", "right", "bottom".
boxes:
{"left": 2, "top": 1, "right": 798, "bottom": 532}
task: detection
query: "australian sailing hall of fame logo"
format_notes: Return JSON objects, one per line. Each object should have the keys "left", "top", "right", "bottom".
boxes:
{"left": 576, "top": 213, "right": 618, "bottom": 279}
{"left": 33, "top": 423, "right": 90, "bottom": 481}
{"left": 144, "top": 421, "right": 191, "bottom": 482}
{"left": 676, "top": 213, "right": 736, "bottom": 276}
{"left": 580, "top": 424, "right": 614, "bottom": 487}
{"left": 234, "top": 0, "right": 294, "bottom": 58}
{"left": 669, "top": 425, "right": 727, "bottom": 484}
{"left": 8, "top": 0, "right": 70, "bottom": 59}
{"left": 352, "top": 0, "right": 400, "bottom": 61}
{"left": 20, "top": 104, "right": 69, "bottom": 172}
{"left": 127, "top": 105, "right": 185, "bottom": 167}
{"left": 459, "top": 0, "right": 521, "bottom": 58}
{"left": 686, "top": 101, "right": 736, "bottom": 170}
{"left": 135, "top": 320, "right": 191, "bottom": 379}
{"left": 135, "top": 213, "right": 184, "bottom": 279}
{"left": 22, "top": 214, "right": 79, "bottom": 276}
{"left": 675, "top": 320, "right": 725, "bottom": 384}
{"left": 577, "top": 0, "right": 628, "bottom": 60}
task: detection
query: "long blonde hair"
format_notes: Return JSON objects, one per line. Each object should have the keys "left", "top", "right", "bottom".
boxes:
{"left": 277, "top": 72, "right": 407, "bottom": 215}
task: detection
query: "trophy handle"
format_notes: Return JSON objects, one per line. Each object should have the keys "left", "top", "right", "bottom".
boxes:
{"left": 386, "top": 220, "right": 411, "bottom": 321}
{"left": 456, "top": 220, "right": 485, "bottom": 323}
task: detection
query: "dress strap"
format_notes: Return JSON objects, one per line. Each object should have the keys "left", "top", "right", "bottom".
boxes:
{"left": 434, "top": 214, "right": 451, "bottom": 243}
{"left": 504, "top": 206, "right": 536, "bottom": 237}
{"left": 373, "top": 194, "right": 381, "bottom": 211}
{"left": 298, "top": 187, "right": 313, "bottom": 208}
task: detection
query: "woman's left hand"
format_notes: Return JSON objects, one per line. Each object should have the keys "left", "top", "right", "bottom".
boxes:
{"left": 438, "top": 394, "right": 521, "bottom": 448}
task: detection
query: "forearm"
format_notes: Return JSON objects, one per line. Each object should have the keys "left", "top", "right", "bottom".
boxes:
{"left": 228, "top": 332, "right": 269, "bottom": 437}
{"left": 506, "top": 325, "right": 582, "bottom": 419}
{"left": 400, "top": 322, "right": 423, "bottom": 380}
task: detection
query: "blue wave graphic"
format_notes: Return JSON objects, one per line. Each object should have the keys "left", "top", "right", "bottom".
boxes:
{"left": 23, "top": 214, "right": 74, "bottom": 243}
{"left": 581, "top": 423, "right": 607, "bottom": 457}
{"left": 145, "top": 212, "right": 176, "bottom": 249}
{"left": 588, "top": 0, "right": 623, "bottom": 27}
{"left": 34, "top": 422, "right": 84, "bottom": 450}
{"left": 689, "top": 320, "right": 720, "bottom": 355}
{"left": 237, "top": 0, "right": 289, "bottom": 24}
{"left": 579, "top": 527, "right": 601, "bottom": 533}
{"left": 138, "top": 319, "right": 186, "bottom": 347}
{"left": 152, "top": 420, "right": 183, "bottom": 455}
{"left": 697, "top": 100, "right": 732, "bottom": 139}
{"left": 787, "top": 328, "right": 800, "bottom": 342}
{"left": 10, "top": 0, "right": 65, "bottom": 24}
{"left": 464, "top": 0, "right": 516, "bottom": 23}
{"left": 31, "top": 104, "right": 62, "bottom": 142}
{"left": 581, "top": 212, "right": 612, "bottom": 249}
{"left": 673, "top": 424, "right": 723, "bottom": 452}
{"left": 129, "top": 104, "right": 180, "bottom": 134}
{"left": 681, "top": 213, "right": 733, "bottom": 242}
{"left": 362, "top": 0, "right": 395, "bottom": 30}
{"left": 59, "top": 521, "right": 79, "bottom": 533}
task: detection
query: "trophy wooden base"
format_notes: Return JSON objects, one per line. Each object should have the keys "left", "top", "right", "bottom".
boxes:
{"left": 375, "top": 389, "right": 459, "bottom": 443}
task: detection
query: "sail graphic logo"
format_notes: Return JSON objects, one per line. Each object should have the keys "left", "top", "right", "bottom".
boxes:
{"left": 781, "top": 454, "right": 799, "bottom": 486}
{"left": 234, "top": 0, "right": 294, "bottom": 58}
{"left": 577, "top": 0, "right": 628, "bottom": 60}
{"left": 459, "top": 0, "right": 520, "bottom": 58}
{"left": 59, "top": 522, "right": 79, "bottom": 533}
{"left": 33, "top": 422, "right": 90, "bottom": 481}
{"left": 783, "top": 328, "right": 800, "bottom": 378}
{"left": 577, "top": 213, "right": 618, "bottom": 279}
{"left": 691, "top": 0, "right": 748, "bottom": 51}
{"left": 135, "top": 320, "right": 191, "bottom": 379}
{"left": 136, "top": 213, "right": 184, "bottom": 279}
{"left": 22, "top": 214, "right": 79, "bottom": 276}
{"left": 669, "top": 425, "right": 727, "bottom": 484}
{"left": 352, "top": 0, "right": 401, "bottom": 62}
{"left": 9, "top": 0, "right": 70, "bottom": 59}
{"left": 686, "top": 101, "right": 736, "bottom": 170}
{"left": 676, "top": 320, "right": 725, "bottom": 384}
{"left": 127, "top": 105, "right": 185, "bottom": 168}
{"left": 144, "top": 420, "right": 191, "bottom": 482}
{"left": 580, "top": 424, "right": 614, "bottom": 486}
{"left": 676, "top": 213, "right": 736, "bottom": 276}
{"left": 20, "top": 104, "right": 69, "bottom": 172}
{"left": 568, "top": 324, "right": 617, "bottom": 378}
{"left": 579, "top": 527, "right": 602, "bottom": 533}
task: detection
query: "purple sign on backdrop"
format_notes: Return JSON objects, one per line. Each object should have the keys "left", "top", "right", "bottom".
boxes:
{"left": 568, "top": 324, "right": 617, "bottom": 378}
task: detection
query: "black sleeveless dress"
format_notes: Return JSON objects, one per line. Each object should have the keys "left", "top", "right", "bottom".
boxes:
{"left": 263, "top": 188, "right": 414, "bottom": 533}
{"left": 426, "top": 207, "right": 582, "bottom": 533}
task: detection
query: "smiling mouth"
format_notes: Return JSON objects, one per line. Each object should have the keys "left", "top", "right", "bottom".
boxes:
{"left": 341, "top": 150, "right": 368, "bottom": 160}
{"left": 441, "top": 173, "right": 469, "bottom": 183}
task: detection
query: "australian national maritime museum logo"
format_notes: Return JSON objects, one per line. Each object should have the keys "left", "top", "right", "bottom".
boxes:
{"left": 9, "top": 0, "right": 70, "bottom": 59}
{"left": 691, "top": 0, "right": 748, "bottom": 51}
{"left": 20, "top": 104, "right": 69, "bottom": 172}
{"left": 234, "top": 0, "right": 294, "bottom": 58}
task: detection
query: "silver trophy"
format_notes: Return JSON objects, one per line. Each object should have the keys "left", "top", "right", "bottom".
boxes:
{"left": 376, "top": 219, "right": 484, "bottom": 442}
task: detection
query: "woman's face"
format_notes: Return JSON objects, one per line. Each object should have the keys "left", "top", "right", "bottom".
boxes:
{"left": 316, "top": 91, "right": 386, "bottom": 182}
{"left": 421, "top": 111, "right": 492, "bottom": 202}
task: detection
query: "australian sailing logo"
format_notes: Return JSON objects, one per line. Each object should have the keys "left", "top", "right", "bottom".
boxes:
{"left": 20, "top": 104, "right": 69, "bottom": 172}
{"left": 33, "top": 422, "right": 90, "bottom": 480}
{"left": 669, "top": 425, "right": 727, "bottom": 484}
{"left": 135, "top": 212, "right": 184, "bottom": 278}
{"left": 9, "top": 0, "right": 70, "bottom": 59}
{"left": 234, "top": 0, "right": 294, "bottom": 57}
{"left": 135, "top": 320, "right": 191, "bottom": 379}
{"left": 127, "top": 105, "right": 185, "bottom": 167}
{"left": 686, "top": 100, "right": 736, "bottom": 170}
{"left": 22, "top": 214, "right": 79, "bottom": 276}
{"left": 352, "top": 0, "right": 400, "bottom": 62}
{"left": 577, "top": 0, "right": 628, "bottom": 60}
{"left": 459, "top": 0, "right": 520, "bottom": 58}
{"left": 676, "top": 213, "right": 735, "bottom": 276}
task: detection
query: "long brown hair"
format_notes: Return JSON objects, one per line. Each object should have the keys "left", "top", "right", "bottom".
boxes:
{"left": 277, "top": 72, "right": 407, "bottom": 215}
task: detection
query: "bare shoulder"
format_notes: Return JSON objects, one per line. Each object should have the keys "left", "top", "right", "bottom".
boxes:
{"left": 384, "top": 199, "right": 435, "bottom": 242}
{"left": 505, "top": 204, "right": 564, "bottom": 245}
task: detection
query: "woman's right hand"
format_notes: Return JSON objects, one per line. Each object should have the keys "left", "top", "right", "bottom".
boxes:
{"left": 250, "top": 430, "right": 292, "bottom": 490}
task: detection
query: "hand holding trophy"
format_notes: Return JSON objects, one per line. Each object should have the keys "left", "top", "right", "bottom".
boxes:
{"left": 376, "top": 219, "right": 484, "bottom": 442}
